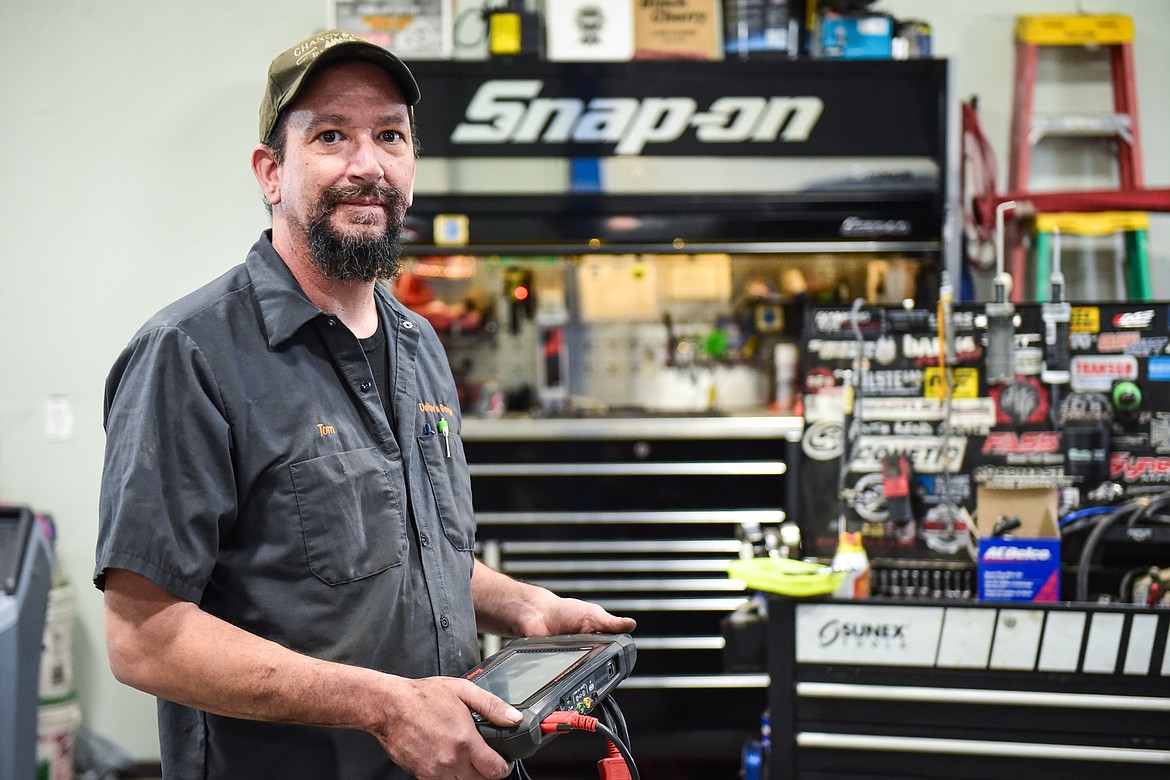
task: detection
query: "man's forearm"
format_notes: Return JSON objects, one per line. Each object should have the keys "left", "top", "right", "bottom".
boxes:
{"left": 103, "top": 568, "right": 387, "bottom": 731}
{"left": 103, "top": 568, "right": 524, "bottom": 779}
{"left": 471, "top": 560, "right": 557, "bottom": 637}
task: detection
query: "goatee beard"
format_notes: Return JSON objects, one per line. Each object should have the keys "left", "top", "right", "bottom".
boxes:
{"left": 306, "top": 183, "right": 408, "bottom": 282}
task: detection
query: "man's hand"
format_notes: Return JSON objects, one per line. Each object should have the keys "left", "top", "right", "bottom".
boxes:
{"left": 374, "top": 676, "right": 521, "bottom": 780}
{"left": 472, "top": 561, "right": 637, "bottom": 639}
{"left": 517, "top": 595, "right": 638, "bottom": 638}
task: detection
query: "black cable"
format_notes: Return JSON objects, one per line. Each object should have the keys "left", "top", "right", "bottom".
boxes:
{"left": 1075, "top": 499, "right": 1144, "bottom": 602}
{"left": 595, "top": 721, "right": 640, "bottom": 780}
{"left": 599, "top": 697, "right": 630, "bottom": 747}
{"left": 1118, "top": 565, "right": 1151, "bottom": 603}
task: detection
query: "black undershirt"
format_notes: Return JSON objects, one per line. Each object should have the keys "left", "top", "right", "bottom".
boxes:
{"left": 359, "top": 318, "right": 394, "bottom": 424}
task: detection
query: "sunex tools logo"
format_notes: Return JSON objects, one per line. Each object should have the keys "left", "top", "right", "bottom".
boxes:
{"left": 450, "top": 80, "right": 825, "bottom": 154}
{"left": 818, "top": 619, "right": 907, "bottom": 648}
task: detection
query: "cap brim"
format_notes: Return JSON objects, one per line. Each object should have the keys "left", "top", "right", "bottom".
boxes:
{"left": 277, "top": 40, "right": 421, "bottom": 116}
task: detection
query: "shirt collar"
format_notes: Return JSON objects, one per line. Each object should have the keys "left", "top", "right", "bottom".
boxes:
{"left": 247, "top": 231, "right": 324, "bottom": 349}
{"left": 246, "top": 230, "right": 415, "bottom": 348}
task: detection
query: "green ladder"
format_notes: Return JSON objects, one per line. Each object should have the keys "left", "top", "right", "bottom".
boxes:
{"left": 1032, "top": 211, "right": 1151, "bottom": 302}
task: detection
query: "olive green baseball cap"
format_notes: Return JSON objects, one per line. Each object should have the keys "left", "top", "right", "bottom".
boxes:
{"left": 259, "top": 29, "right": 421, "bottom": 142}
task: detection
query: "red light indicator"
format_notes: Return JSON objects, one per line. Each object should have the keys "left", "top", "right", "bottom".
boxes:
{"left": 513, "top": 285, "right": 530, "bottom": 302}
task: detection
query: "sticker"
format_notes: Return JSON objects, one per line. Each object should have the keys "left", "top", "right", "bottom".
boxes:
{"left": 901, "top": 334, "right": 979, "bottom": 363}
{"left": 811, "top": 308, "right": 879, "bottom": 335}
{"left": 1111, "top": 309, "right": 1156, "bottom": 329}
{"left": 1110, "top": 452, "right": 1170, "bottom": 485}
{"left": 873, "top": 336, "right": 899, "bottom": 365}
{"left": 1096, "top": 332, "right": 1139, "bottom": 353}
{"left": 849, "top": 472, "right": 891, "bottom": 523}
{"left": 802, "top": 419, "right": 844, "bottom": 461}
{"left": 804, "top": 366, "right": 837, "bottom": 394}
{"left": 972, "top": 464, "right": 1063, "bottom": 488}
{"left": 1152, "top": 414, "right": 1170, "bottom": 454}
{"left": 805, "top": 338, "right": 865, "bottom": 361}
{"left": 848, "top": 435, "right": 967, "bottom": 474}
{"left": 923, "top": 367, "right": 979, "bottom": 399}
{"left": 1070, "top": 307, "right": 1100, "bottom": 334}
{"left": 861, "top": 369, "right": 924, "bottom": 396}
{"left": 1070, "top": 355, "right": 1139, "bottom": 393}
{"left": 990, "top": 377, "right": 1049, "bottom": 425}
{"left": 917, "top": 472, "right": 972, "bottom": 504}
{"left": 1149, "top": 356, "right": 1170, "bottom": 382}
{"left": 1058, "top": 392, "right": 1113, "bottom": 426}
{"left": 982, "top": 431, "right": 1061, "bottom": 457}
{"left": 920, "top": 504, "right": 969, "bottom": 555}
{"left": 857, "top": 397, "right": 995, "bottom": 431}
{"left": 1125, "top": 337, "right": 1168, "bottom": 358}
{"left": 433, "top": 214, "right": 470, "bottom": 246}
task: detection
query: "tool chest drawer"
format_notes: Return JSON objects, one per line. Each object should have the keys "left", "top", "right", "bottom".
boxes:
{"left": 464, "top": 416, "right": 800, "bottom": 762}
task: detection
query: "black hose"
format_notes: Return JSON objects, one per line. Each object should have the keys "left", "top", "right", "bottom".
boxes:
{"left": 1075, "top": 501, "right": 1141, "bottom": 602}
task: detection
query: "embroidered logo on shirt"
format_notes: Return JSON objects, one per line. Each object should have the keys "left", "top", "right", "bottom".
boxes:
{"left": 317, "top": 423, "right": 337, "bottom": 436}
{"left": 419, "top": 401, "right": 454, "bottom": 415}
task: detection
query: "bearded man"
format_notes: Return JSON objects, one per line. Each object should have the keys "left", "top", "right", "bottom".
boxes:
{"left": 94, "top": 30, "right": 634, "bottom": 780}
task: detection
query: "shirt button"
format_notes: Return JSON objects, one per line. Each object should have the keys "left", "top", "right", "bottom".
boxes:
{"left": 402, "top": 321, "right": 415, "bottom": 330}
{"left": 420, "top": 534, "right": 430, "bottom": 547}
{"left": 440, "top": 615, "right": 450, "bottom": 629}
{"left": 327, "top": 318, "right": 336, "bottom": 327}
{"left": 360, "top": 380, "right": 371, "bottom": 392}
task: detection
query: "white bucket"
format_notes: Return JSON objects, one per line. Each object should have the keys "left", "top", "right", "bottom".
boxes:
{"left": 40, "top": 583, "right": 76, "bottom": 703}
{"left": 37, "top": 697, "right": 81, "bottom": 780}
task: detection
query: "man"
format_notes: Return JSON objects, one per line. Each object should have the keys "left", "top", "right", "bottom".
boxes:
{"left": 95, "top": 30, "right": 635, "bottom": 780}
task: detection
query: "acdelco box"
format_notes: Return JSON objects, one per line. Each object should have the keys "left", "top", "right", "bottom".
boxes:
{"left": 975, "top": 486, "right": 1061, "bottom": 602}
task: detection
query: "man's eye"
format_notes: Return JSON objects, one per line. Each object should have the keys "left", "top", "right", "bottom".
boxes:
{"left": 380, "top": 130, "right": 402, "bottom": 143}
{"left": 319, "top": 130, "right": 340, "bottom": 143}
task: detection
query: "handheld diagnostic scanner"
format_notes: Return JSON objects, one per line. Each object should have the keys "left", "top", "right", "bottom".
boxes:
{"left": 463, "top": 633, "right": 637, "bottom": 761}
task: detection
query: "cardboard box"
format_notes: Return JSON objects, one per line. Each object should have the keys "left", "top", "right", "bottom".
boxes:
{"left": 634, "top": 0, "right": 723, "bottom": 60}
{"left": 975, "top": 486, "right": 1061, "bottom": 602}
{"left": 330, "top": 0, "right": 453, "bottom": 59}
{"left": 547, "top": 0, "right": 635, "bottom": 61}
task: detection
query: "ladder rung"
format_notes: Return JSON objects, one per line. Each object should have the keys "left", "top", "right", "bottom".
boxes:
{"left": 1016, "top": 14, "right": 1134, "bottom": 46}
{"left": 1030, "top": 114, "right": 1131, "bottom": 143}
{"left": 1034, "top": 211, "right": 1150, "bottom": 236}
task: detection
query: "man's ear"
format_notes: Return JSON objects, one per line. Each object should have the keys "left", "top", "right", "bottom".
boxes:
{"left": 251, "top": 144, "right": 281, "bottom": 206}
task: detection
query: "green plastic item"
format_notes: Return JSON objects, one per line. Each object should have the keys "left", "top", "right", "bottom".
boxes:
{"left": 727, "top": 557, "right": 845, "bottom": 598}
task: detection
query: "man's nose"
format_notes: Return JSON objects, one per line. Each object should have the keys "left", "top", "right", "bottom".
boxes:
{"left": 346, "top": 135, "right": 382, "bottom": 182}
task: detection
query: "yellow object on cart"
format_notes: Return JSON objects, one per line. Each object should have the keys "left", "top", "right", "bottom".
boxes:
{"left": 727, "top": 557, "right": 845, "bottom": 598}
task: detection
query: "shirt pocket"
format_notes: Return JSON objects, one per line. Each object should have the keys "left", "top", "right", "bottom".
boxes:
{"left": 290, "top": 447, "right": 408, "bottom": 585}
{"left": 418, "top": 432, "right": 476, "bottom": 551}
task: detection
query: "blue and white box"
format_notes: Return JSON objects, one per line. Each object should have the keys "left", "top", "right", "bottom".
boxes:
{"left": 976, "top": 486, "right": 1061, "bottom": 602}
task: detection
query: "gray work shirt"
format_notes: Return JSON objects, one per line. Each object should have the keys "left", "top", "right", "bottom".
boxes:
{"left": 95, "top": 232, "right": 479, "bottom": 779}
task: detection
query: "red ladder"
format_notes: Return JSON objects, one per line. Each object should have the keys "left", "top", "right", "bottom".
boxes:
{"left": 1005, "top": 13, "right": 1148, "bottom": 301}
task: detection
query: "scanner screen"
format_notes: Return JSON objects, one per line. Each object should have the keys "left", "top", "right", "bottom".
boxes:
{"left": 475, "top": 649, "right": 590, "bottom": 705}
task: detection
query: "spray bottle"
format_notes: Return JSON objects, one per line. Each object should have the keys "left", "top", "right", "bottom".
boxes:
{"left": 832, "top": 531, "right": 871, "bottom": 599}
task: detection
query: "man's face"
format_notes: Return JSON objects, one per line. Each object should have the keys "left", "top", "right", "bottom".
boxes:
{"left": 270, "top": 60, "right": 416, "bottom": 281}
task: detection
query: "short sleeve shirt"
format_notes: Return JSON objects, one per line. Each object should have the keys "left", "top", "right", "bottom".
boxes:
{"left": 95, "top": 232, "right": 479, "bottom": 780}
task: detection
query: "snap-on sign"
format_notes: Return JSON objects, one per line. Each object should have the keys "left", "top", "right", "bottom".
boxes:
{"left": 1070, "top": 355, "right": 1138, "bottom": 392}
{"left": 450, "top": 80, "right": 824, "bottom": 155}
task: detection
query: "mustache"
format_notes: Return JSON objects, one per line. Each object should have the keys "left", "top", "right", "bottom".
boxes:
{"left": 318, "top": 183, "right": 408, "bottom": 214}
